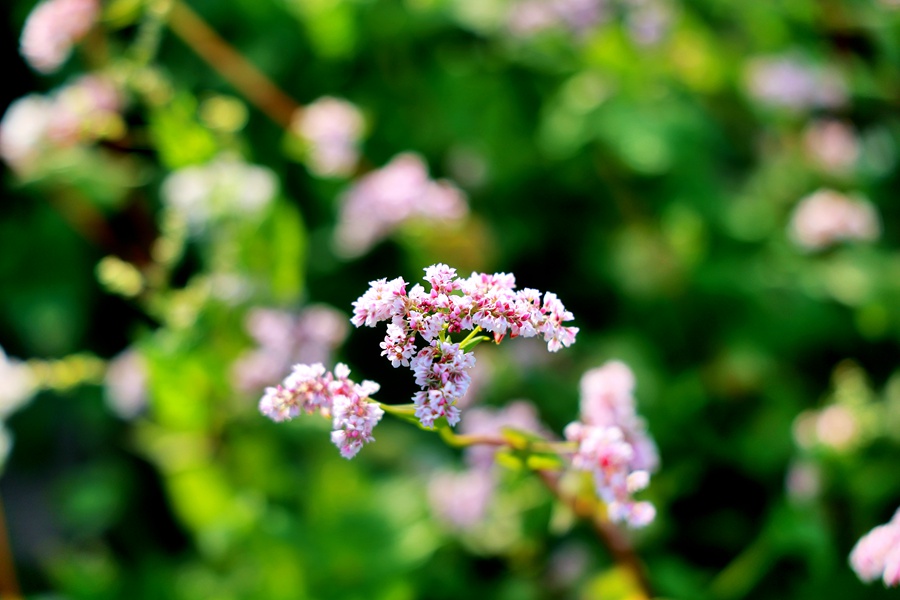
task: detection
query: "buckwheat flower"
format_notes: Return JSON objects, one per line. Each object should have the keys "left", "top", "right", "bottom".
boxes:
{"left": 744, "top": 55, "right": 847, "bottom": 111}
{"left": 20, "top": 0, "right": 99, "bottom": 74}
{"left": 850, "top": 508, "right": 900, "bottom": 587}
{"left": 330, "top": 381, "right": 384, "bottom": 459}
{"left": 579, "top": 360, "right": 658, "bottom": 472}
{"left": 259, "top": 362, "right": 385, "bottom": 458}
{"left": 564, "top": 360, "right": 656, "bottom": 527}
{"left": 333, "top": 153, "right": 468, "bottom": 257}
{"left": 565, "top": 422, "right": 655, "bottom": 527}
{"left": 350, "top": 276, "right": 408, "bottom": 327}
{"left": 380, "top": 322, "right": 417, "bottom": 367}
{"left": 291, "top": 97, "right": 364, "bottom": 178}
{"left": 351, "top": 265, "right": 577, "bottom": 428}
{"left": 789, "top": 189, "right": 880, "bottom": 251}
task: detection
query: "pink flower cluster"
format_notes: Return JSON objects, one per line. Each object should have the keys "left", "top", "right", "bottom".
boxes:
{"left": 788, "top": 189, "right": 880, "bottom": 251}
{"left": 291, "top": 97, "right": 364, "bottom": 178}
{"left": 564, "top": 360, "right": 657, "bottom": 527}
{"left": 20, "top": 0, "right": 99, "bottom": 74}
{"left": 850, "top": 507, "right": 900, "bottom": 587}
{"left": 0, "top": 74, "right": 123, "bottom": 174}
{"left": 333, "top": 153, "right": 468, "bottom": 257}
{"left": 351, "top": 264, "right": 578, "bottom": 428}
{"left": 259, "top": 363, "right": 384, "bottom": 459}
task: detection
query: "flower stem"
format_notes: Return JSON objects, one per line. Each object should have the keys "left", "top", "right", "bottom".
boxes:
{"left": 165, "top": 0, "right": 300, "bottom": 129}
{"left": 537, "top": 470, "right": 653, "bottom": 598}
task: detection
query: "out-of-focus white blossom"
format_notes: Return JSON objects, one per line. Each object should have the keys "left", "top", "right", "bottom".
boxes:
{"left": 292, "top": 97, "right": 364, "bottom": 178}
{"left": 788, "top": 189, "right": 880, "bottom": 251}
{"left": 0, "top": 346, "right": 38, "bottom": 472}
{"left": 161, "top": 155, "right": 278, "bottom": 230}
{"left": 20, "top": 0, "right": 99, "bottom": 73}
{"left": 744, "top": 55, "right": 847, "bottom": 111}
{"left": 0, "top": 346, "right": 37, "bottom": 420}
{"left": 0, "top": 75, "right": 124, "bottom": 174}
{"left": 850, "top": 508, "right": 900, "bottom": 587}
{"left": 104, "top": 350, "right": 148, "bottom": 420}
{"left": 334, "top": 153, "right": 468, "bottom": 257}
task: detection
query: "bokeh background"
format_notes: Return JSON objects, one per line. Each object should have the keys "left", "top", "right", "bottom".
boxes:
{"left": 2, "top": 0, "right": 900, "bottom": 598}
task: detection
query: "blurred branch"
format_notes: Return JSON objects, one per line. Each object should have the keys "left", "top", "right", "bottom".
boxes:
{"left": 0, "top": 495, "right": 21, "bottom": 600}
{"left": 166, "top": 0, "right": 300, "bottom": 129}
{"left": 537, "top": 470, "right": 653, "bottom": 599}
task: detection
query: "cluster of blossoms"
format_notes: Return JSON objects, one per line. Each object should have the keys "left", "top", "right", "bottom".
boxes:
{"left": 428, "top": 401, "right": 548, "bottom": 529}
{"left": 743, "top": 55, "right": 847, "bottom": 111}
{"left": 20, "top": 0, "right": 99, "bottom": 73}
{"left": 507, "top": 0, "right": 671, "bottom": 46}
{"left": 259, "top": 363, "right": 384, "bottom": 459}
{"left": 233, "top": 305, "right": 349, "bottom": 393}
{"left": 291, "top": 97, "right": 365, "bottom": 178}
{"left": 564, "top": 361, "right": 658, "bottom": 527}
{"left": 850, "top": 508, "right": 900, "bottom": 587}
{"left": 333, "top": 153, "right": 468, "bottom": 257}
{"left": 351, "top": 264, "right": 578, "bottom": 428}
{"left": 161, "top": 154, "right": 278, "bottom": 231}
{"left": 788, "top": 189, "right": 880, "bottom": 252}
{"left": 0, "top": 74, "right": 124, "bottom": 174}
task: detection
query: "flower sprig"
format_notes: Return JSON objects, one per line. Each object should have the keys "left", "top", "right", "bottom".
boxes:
{"left": 257, "top": 266, "right": 656, "bottom": 530}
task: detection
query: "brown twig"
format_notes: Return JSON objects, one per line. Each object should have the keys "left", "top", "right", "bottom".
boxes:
{"left": 537, "top": 470, "right": 653, "bottom": 598}
{"left": 165, "top": 0, "right": 300, "bottom": 129}
{"left": 0, "top": 495, "right": 22, "bottom": 600}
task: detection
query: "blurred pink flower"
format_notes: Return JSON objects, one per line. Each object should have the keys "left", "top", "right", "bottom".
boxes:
{"left": 20, "top": 0, "right": 99, "bottom": 74}
{"left": 744, "top": 56, "right": 847, "bottom": 111}
{"left": 0, "top": 74, "right": 123, "bottom": 174}
{"left": 292, "top": 97, "right": 364, "bottom": 178}
{"left": 803, "top": 120, "right": 860, "bottom": 174}
{"left": 850, "top": 508, "right": 900, "bottom": 587}
{"left": 334, "top": 153, "right": 468, "bottom": 257}
{"left": 788, "top": 189, "right": 880, "bottom": 251}
{"left": 427, "top": 468, "right": 496, "bottom": 529}
{"left": 565, "top": 360, "right": 657, "bottom": 527}
{"left": 233, "top": 305, "right": 349, "bottom": 393}
{"left": 462, "top": 400, "right": 550, "bottom": 470}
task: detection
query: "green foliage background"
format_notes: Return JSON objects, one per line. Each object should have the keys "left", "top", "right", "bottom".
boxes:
{"left": 2, "top": 0, "right": 900, "bottom": 598}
